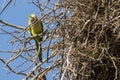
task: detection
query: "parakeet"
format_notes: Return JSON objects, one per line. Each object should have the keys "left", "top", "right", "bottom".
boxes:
{"left": 28, "top": 14, "right": 43, "bottom": 62}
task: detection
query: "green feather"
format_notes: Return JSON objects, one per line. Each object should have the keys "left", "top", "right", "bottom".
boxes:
{"left": 28, "top": 14, "right": 43, "bottom": 62}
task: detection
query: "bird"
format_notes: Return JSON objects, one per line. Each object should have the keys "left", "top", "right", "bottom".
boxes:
{"left": 28, "top": 14, "right": 43, "bottom": 62}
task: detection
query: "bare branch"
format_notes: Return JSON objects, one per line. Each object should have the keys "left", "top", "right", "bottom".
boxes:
{"left": 0, "top": 20, "right": 25, "bottom": 30}
{"left": 0, "top": 0, "right": 12, "bottom": 15}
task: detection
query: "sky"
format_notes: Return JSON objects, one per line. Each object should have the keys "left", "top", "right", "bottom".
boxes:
{"left": 0, "top": 0, "right": 52, "bottom": 80}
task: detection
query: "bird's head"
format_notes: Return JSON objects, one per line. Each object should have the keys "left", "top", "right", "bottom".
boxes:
{"left": 28, "top": 14, "right": 38, "bottom": 25}
{"left": 29, "top": 14, "right": 36, "bottom": 18}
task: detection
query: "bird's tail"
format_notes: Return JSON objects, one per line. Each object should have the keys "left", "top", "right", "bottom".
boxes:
{"left": 35, "top": 40, "right": 42, "bottom": 62}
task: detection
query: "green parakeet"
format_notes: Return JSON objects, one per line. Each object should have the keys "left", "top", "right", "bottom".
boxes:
{"left": 28, "top": 14, "right": 43, "bottom": 62}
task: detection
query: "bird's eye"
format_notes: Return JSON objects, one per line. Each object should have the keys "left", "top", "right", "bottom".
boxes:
{"left": 31, "top": 18, "right": 34, "bottom": 21}
{"left": 31, "top": 17, "right": 38, "bottom": 24}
